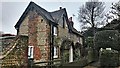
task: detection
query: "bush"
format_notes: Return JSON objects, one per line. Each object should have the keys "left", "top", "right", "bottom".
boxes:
{"left": 94, "top": 30, "right": 120, "bottom": 50}
{"left": 99, "top": 49, "right": 119, "bottom": 67}
{"left": 85, "top": 37, "right": 94, "bottom": 48}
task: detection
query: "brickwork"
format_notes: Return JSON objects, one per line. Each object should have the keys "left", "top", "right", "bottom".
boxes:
{"left": 36, "top": 19, "right": 50, "bottom": 62}
{"left": 28, "top": 11, "right": 41, "bottom": 60}
{"left": 28, "top": 11, "right": 50, "bottom": 63}
{"left": 17, "top": 5, "right": 83, "bottom": 66}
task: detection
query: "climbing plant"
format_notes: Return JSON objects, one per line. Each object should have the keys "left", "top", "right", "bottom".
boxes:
{"left": 60, "top": 38, "right": 73, "bottom": 63}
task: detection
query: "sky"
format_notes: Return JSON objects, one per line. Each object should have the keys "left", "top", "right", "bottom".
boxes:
{"left": 0, "top": 0, "right": 119, "bottom": 35}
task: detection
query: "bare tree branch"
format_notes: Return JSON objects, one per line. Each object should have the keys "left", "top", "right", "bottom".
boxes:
{"left": 78, "top": 0, "right": 105, "bottom": 31}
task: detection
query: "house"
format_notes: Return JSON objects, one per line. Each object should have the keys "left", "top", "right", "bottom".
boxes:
{"left": 15, "top": 2, "right": 83, "bottom": 66}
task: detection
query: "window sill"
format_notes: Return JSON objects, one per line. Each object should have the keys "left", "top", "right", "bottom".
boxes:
{"left": 53, "top": 55, "right": 58, "bottom": 58}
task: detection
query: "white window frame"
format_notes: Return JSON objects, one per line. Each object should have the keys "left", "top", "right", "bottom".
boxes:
{"left": 54, "top": 27, "right": 57, "bottom": 36}
{"left": 69, "top": 46, "right": 73, "bottom": 62}
{"left": 28, "top": 46, "right": 34, "bottom": 59}
{"left": 53, "top": 46, "right": 58, "bottom": 58}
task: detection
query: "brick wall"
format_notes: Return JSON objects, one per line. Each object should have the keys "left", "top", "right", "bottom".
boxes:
{"left": 36, "top": 15, "right": 50, "bottom": 62}
{"left": 28, "top": 11, "right": 50, "bottom": 64}
{"left": 28, "top": 11, "right": 40, "bottom": 60}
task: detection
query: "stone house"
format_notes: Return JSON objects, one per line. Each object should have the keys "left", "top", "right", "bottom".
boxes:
{"left": 15, "top": 2, "right": 83, "bottom": 66}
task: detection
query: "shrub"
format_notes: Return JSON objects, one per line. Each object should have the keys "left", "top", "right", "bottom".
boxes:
{"left": 94, "top": 30, "right": 120, "bottom": 51}
{"left": 99, "top": 49, "right": 119, "bottom": 67}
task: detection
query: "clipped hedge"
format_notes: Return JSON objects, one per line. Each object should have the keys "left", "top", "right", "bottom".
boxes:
{"left": 94, "top": 30, "right": 120, "bottom": 51}
{"left": 99, "top": 49, "right": 119, "bottom": 67}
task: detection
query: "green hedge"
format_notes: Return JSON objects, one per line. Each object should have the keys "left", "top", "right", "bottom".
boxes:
{"left": 99, "top": 49, "right": 119, "bottom": 67}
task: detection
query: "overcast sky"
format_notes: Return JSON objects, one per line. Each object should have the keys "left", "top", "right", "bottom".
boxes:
{"left": 0, "top": 0, "right": 119, "bottom": 34}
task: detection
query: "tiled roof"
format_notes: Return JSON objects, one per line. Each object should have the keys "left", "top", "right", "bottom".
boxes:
{"left": 50, "top": 8, "right": 68, "bottom": 24}
{"left": 15, "top": 2, "right": 56, "bottom": 29}
{"left": 15, "top": 1, "right": 83, "bottom": 36}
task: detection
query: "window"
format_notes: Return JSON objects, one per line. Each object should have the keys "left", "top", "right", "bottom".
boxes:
{"left": 28, "top": 46, "right": 34, "bottom": 59}
{"left": 54, "top": 27, "right": 57, "bottom": 36}
{"left": 78, "top": 37, "right": 80, "bottom": 42}
{"left": 53, "top": 46, "right": 58, "bottom": 58}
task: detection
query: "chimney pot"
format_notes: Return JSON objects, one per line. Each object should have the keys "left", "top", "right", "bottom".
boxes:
{"left": 60, "top": 7, "right": 62, "bottom": 10}
{"left": 69, "top": 17, "right": 72, "bottom": 22}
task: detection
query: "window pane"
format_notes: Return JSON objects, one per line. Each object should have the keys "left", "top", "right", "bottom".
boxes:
{"left": 54, "top": 27, "right": 57, "bottom": 35}
{"left": 53, "top": 46, "right": 58, "bottom": 58}
{"left": 54, "top": 46, "right": 56, "bottom": 56}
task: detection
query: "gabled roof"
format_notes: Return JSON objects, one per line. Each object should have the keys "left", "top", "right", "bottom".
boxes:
{"left": 15, "top": 2, "right": 55, "bottom": 29}
{"left": 14, "top": 2, "right": 83, "bottom": 36}
{"left": 50, "top": 8, "right": 68, "bottom": 23}
{"left": 51, "top": 9, "right": 83, "bottom": 36}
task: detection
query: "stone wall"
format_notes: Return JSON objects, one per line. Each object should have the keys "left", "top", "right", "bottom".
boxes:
{"left": 57, "top": 22, "right": 83, "bottom": 60}
{"left": 58, "top": 25, "right": 69, "bottom": 39}
{"left": 19, "top": 14, "right": 29, "bottom": 36}
{"left": 28, "top": 11, "right": 50, "bottom": 64}
{"left": 28, "top": 11, "right": 39, "bottom": 60}
{"left": 58, "top": 26, "right": 82, "bottom": 45}
{"left": 1, "top": 36, "right": 28, "bottom": 67}
{"left": 36, "top": 15, "right": 50, "bottom": 62}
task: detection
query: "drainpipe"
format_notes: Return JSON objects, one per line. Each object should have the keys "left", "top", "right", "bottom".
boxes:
{"left": 15, "top": 27, "right": 19, "bottom": 35}
{"left": 51, "top": 25, "right": 54, "bottom": 63}
{"left": 49, "top": 24, "right": 52, "bottom": 67}
{"left": 49, "top": 24, "right": 54, "bottom": 67}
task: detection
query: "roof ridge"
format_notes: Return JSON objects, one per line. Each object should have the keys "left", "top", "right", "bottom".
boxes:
{"left": 15, "top": 2, "right": 56, "bottom": 29}
{"left": 31, "top": 2, "right": 55, "bottom": 22}
{"left": 50, "top": 8, "right": 66, "bottom": 13}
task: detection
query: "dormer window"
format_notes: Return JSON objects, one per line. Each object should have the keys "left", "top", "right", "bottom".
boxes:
{"left": 54, "top": 27, "right": 57, "bottom": 36}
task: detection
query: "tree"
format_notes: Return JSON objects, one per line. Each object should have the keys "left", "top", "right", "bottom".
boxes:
{"left": 105, "top": 1, "right": 120, "bottom": 23}
{"left": 78, "top": 0, "right": 105, "bottom": 31}
{"left": 110, "top": 1, "right": 120, "bottom": 18}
